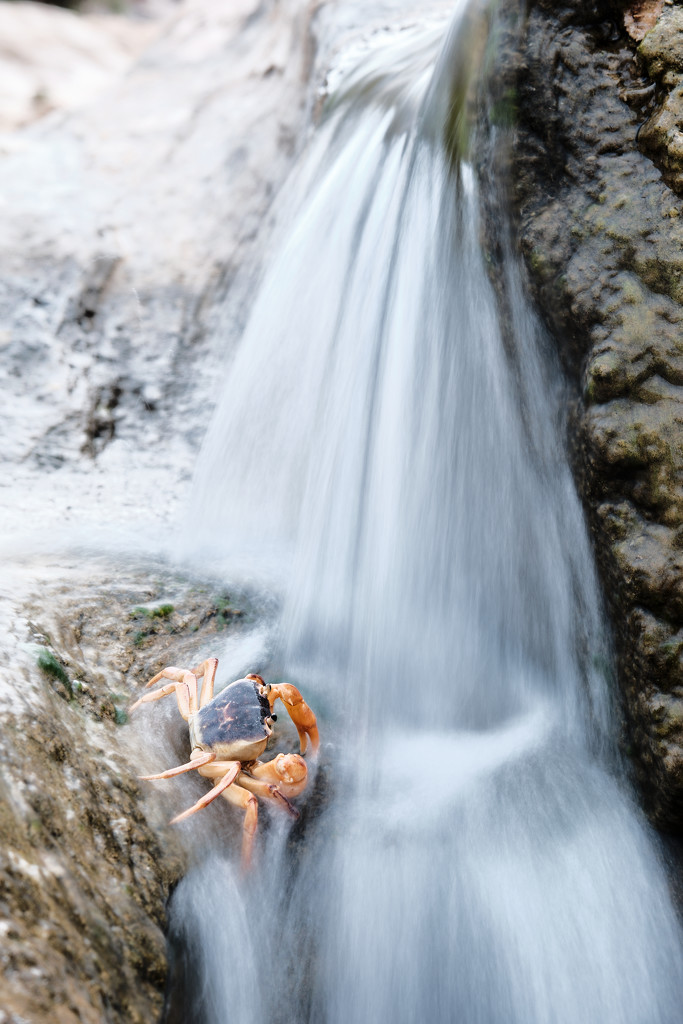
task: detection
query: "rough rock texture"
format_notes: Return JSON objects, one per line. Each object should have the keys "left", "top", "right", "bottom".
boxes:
{"left": 514, "top": 0, "right": 683, "bottom": 829}
{"left": 625, "top": 0, "right": 665, "bottom": 41}
{"left": 0, "top": 0, "right": 317, "bottom": 539}
{"left": 0, "top": 561, "right": 258, "bottom": 1022}
{"left": 0, "top": 0, "right": 318, "bottom": 1018}
{"left": 639, "top": 6, "right": 683, "bottom": 193}
{"left": 0, "top": 1, "right": 459, "bottom": 1016}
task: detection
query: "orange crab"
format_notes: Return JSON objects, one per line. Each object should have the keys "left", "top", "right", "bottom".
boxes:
{"left": 131, "top": 659, "right": 319, "bottom": 866}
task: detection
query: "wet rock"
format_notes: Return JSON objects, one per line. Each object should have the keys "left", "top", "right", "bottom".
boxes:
{"left": 638, "top": 5, "right": 683, "bottom": 195}
{"left": 624, "top": 1, "right": 665, "bottom": 42}
{"left": 639, "top": 4, "right": 683, "bottom": 74}
{"left": 0, "top": 562, "right": 255, "bottom": 1022}
{"left": 514, "top": 0, "right": 683, "bottom": 829}
{"left": 0, "top": 0, "right": 318, "bottom": 1016}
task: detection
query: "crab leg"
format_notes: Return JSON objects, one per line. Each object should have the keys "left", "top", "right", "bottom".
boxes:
{"left": 192, "top": 658, "right": 219, "bottom": 707}
{"left": 220, "top": 783, "right": 259, "bottom": 869}
{"left": 263, "top": 683, "right": 320, "bottom": 754}
{"left": 196, "top": 760, "right": 245, "bottom": 779}
{"left": 130, "top": 680, "right": 192, "bottom": 720}
{"left": 144, "top": 667, "right": 199, "bottom": 713}
{"left": 139, "top": 751, "right": 216, "bottom": 781}
{"left": 169, "top": 761, "right": 241, "bottom": 824}
{"left": 237, "top": 773, "right": 299, "bottom": 818}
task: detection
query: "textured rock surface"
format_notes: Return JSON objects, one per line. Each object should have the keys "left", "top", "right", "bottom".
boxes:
{"left": 514, "top": 0, "right": 683, "bottom": 829}
{"left": 0, "top": 0, "right": 317, "bottom": 540}
{"left": 639, "top": 5, "right": 683, "bottom": 193}
{"left": 0, "top": 0, "right": 317, "bottom": 1018}
{"left": 0, "top": 0, "right": 463, "bottom": 1016}
{"left": 0, "top": 2, "right": 447, "bottom": 1015}
{"left": 0, "top": 561, "right": 259, "bottom": 1022}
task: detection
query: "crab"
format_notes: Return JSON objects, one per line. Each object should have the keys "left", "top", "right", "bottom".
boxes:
{"left": 131, "top": 659, "right": 319, "bottom": 866}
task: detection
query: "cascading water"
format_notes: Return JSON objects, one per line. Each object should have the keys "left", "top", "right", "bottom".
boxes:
{"left": 169, "top": 2, "right": 683, "bottom": 1021}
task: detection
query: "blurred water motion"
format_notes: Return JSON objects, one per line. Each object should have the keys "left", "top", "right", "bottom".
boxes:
{"left": 174, "top": 2, "right": 683, "bottom": 1021}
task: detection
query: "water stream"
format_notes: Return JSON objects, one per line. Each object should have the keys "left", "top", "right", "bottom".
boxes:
{"left": 169, "top": 2, "right": 683, "bottom": 1021}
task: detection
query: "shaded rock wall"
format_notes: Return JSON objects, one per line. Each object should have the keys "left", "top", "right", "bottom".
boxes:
{"left": 514, "top": 0, "right": 683, "bottom": 829}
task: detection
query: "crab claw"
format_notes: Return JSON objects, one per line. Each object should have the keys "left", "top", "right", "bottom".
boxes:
{"left": 248, "top": 753, "right": 308, "bottom": 801}
{"left": 264, "top": 684, "right": 320, "bottom": 754}
{"left": 274, "top": 753, "right": 307, "bottom": 789}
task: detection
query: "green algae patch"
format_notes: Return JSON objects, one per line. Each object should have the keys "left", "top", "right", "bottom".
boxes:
{"left": 35, "top": 648, "right": 72, "bottom": 698}
{"left": 130, "top": 603, "right": 174, "bottom": 620}
{"left": 489, "top": 87, "right": 517, "bottom": 129}
{"left": 213, "top": 595, "right": 244, "bottom": 630}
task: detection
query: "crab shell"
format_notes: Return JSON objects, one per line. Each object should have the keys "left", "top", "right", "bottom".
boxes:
{"left": 188, "top": 677, "right": 274, "bottom": 761}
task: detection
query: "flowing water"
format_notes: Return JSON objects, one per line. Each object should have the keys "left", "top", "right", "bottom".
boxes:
{"left": 169, "top": 2, "right": 683, "bottom": 1021}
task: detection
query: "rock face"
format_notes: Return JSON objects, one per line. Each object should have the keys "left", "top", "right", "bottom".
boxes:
{"left": 1, "top": 0, "right": 458, "bottom": 1016}
{"left": 0, "top": 2, "right": 161, "bottom": 132}
{"left": 0, "top": 0, "right": 317, "bottom": 539}
{"left": 639, "top": 7, "right": 683, "bottom": 194}
{"left": 0, "top": 0, "right": 317, "bottom": 1018}
{"left": 7, "top": 0, "right": 683, "bottom": 1014}
{"left": 514, "top": 0, "right": 683, "bottom": 829}
{"left": 0, "top": 559, "right": 262, "bottom": 1022}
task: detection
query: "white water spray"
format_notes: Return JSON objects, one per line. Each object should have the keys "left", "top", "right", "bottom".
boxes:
{"left": 171, "top": 3, "right": 683, "bottom": 1021}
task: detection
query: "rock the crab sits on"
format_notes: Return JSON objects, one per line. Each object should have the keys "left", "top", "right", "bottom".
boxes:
{"left": 131, "top": 659, "right": 319, "bottom": 867}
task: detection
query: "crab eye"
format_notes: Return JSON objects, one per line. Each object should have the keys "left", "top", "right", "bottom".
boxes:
{"left": 271, "top": 713, "right": 277, "bottom": 722}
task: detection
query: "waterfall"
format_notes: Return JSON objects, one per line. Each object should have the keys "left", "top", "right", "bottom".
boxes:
{"left": 170, "top": 2, "right": 683, "bottom": 1021}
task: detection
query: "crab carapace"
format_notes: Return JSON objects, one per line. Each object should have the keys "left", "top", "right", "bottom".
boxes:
{"left": 131, "top": 660, "right": 319, "bottom": 866}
